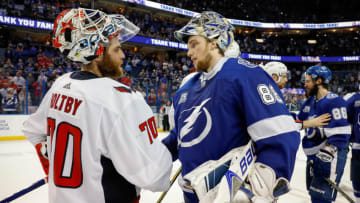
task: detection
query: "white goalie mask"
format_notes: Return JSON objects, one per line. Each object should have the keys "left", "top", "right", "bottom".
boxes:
{"left": 263, "top": 61, "right": 289, "bottom": 83}
{"left": 224, "top": 41, "right": 241, "bottom": 58}
{"left": 52, "top": 8, "right": 139, "bottom": 64}
{"left": 175, "top": 11, "right": 236, "bottom": 54}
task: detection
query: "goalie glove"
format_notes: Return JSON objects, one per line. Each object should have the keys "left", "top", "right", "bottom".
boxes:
{"left": 313, "top": 143, "right": 337, "bottom": 178}
{"left": 239, "top": 162, "right": 290, "bottom": 203}
{"left": 35, "top": 142, "right": 49, "bottom": 176}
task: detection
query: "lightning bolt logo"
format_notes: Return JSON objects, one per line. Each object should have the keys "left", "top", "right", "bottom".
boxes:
{"left": 179, "top": 98, "right": 212, "bottom": 147}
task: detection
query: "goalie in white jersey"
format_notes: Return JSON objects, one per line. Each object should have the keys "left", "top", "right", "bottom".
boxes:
{"left": 22, "top": 8, "right": 172, "bottom": 203}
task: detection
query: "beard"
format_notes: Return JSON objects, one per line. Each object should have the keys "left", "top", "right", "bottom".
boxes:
{"left": 196, "top": 52, "right": 212, "bottom": 72}
{"left": 278, "top": 82, "right": 285, "bottom": 89}
{"left": 98, "top": 53, "right": 123, "bottom": 79}
{"left": 306, "top": 84, "right": 318, "bottom": 97}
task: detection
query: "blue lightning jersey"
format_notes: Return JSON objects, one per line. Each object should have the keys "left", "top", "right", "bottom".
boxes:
{"left": 344, "top": 92, "right": 360, "bottom": 153}
{"left": 163, "top": 57, "right": 300, "bottom": 180}
{"left": 298, "top": 92, "right": 351, "bottom": 156}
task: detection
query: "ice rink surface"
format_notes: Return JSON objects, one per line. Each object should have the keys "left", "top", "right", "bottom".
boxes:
{"left": 0, "top": 132, "right": 355, "bottom": 203}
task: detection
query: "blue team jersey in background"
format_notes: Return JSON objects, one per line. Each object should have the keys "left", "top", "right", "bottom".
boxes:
{"left": 344, "top": 92, "right": 360, "bottom": 153}
{"left": 163, "top": 57, "right": 300, "bottom": 180}
{"left": 298, "top": 92, "right": 351, "bottom": 156}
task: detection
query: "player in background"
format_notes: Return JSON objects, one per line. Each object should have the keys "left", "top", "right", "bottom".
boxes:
{"left": 163, "top": 11, "right": 300, "bottom": 203}
{"left": 344, "top": 85, "right": 360, "bottom": 203}
{"left": 262, "top": 61, "right": 332, "bottom": 131}
{"left": 297, "top": 65, "right": 351, "bottom": 203}
{"left": 262, "top": 61, "right": 289, "bottom": 89}
{"left": 22, "top": 8, "right": 172, "bottom": 203}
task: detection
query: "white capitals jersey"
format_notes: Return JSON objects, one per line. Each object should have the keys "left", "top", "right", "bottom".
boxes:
{"left": 23, "top": 71, "right": 172, "bottom": 203}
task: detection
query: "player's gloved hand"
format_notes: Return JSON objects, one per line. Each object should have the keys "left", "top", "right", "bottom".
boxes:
{"left": 313, "top": 143, "right": 337, "bottom": 178}
{"left": 35, "top": 142, "right": 49, "bottom": 176}
{"left": 234, "top": 163, "right": 290, "bottom": 203}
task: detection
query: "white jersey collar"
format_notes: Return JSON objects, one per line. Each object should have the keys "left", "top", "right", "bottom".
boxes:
{"left": 200, "top": 57, "right": 228, "bottom": 87}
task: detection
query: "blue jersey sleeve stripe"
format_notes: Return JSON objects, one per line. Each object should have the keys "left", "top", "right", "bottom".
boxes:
{"left": 324, "top": 125, "right": 351, "bottom": 137}
{"left": 247, "top": 115, "right": 297, "bottom": 142}
{"left": 353, "top": 143, "right": 360, "bottom": 150}
{"left": 343, "top": 92, "right": 355, "bottom": 101}
{"left": 303, "top": 141, "right": 327, "bottom": 155}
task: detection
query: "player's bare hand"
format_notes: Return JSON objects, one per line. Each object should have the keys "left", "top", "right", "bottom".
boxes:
{"left": 312, "top": 113, "right": 331, "bottom": 127}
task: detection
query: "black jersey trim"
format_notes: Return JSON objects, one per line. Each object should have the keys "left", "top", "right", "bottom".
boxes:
{"left": 70, "top": 71, "right": 99, "bottom": 80}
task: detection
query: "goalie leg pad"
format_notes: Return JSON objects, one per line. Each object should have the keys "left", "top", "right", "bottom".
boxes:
{"left": 248, "top": 163, "right": 290, "bottom": 202}
{"left": 181, "top": 142, "right": 255, "bottom": 203}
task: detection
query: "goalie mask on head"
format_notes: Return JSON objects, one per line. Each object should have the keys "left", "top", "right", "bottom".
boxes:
{"left": 305, "top": 65, "right": 332, "bottom": 84}
{"left": 52, "top": 8, "right": 139, "bottom": 64}
{"left": 175, "top": 11, "right": 237, "bottom": 56}
{"left": 263, "top": 61, "right": 289, "bottom": 83}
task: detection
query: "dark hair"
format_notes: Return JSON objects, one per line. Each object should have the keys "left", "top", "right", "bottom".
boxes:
{"left": 314, "top": 76, "right": 329, "bottom": 89}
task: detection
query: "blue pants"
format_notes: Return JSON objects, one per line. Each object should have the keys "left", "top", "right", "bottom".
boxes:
{"left": 351, "top": 150, "right": 360, "bottom": 199}
{"left": 306, "top": 147, "right": 348, "bottom": 203}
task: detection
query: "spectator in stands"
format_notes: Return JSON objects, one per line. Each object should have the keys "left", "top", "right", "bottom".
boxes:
{"left": 8, "top": 79, "right": 19, "bottom": 92}
{"left": 0, "top": 82, "right": 9, "bottom": 99}
{"left": 3, "top": 58, "right": 15, "bottom": 74}
{"left": 32, "top": 72, "right": 47, "bottom": 105}
{"left": 0, "top": 74, "right": 8, "bottom": 89}
{"left": 24, "top": 63, "right": 35, "bottom": 75}
{"left": 160, "top": 73, "right": 168, "bottom": 89}
{"left": 148, "top": 88, "right": 156, "bottom": 106}
{"left": 5, "top": 71, "right": 13, "bottom": 81}
{"left": 14, "top": 71, "right": 26, "bottom": 88}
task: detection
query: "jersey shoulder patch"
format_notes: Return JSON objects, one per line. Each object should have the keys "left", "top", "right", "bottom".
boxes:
{"left": 236, "top": 58, "right": 258, "bottom": 69}
{"left": 326, "top": 93, "right": 339, "bottom": 99}
{"left": 114, "top": 86, "right": 132, "bottom": 93}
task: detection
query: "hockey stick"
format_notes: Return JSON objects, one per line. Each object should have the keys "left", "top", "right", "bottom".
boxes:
{"left": 0, "top": 178, "right": 47, "bottom": 203}
{"left": 325, "top": 178, "right": 355, "bottom": 203}
{"left": 156, "top": 167, "right": 182, "bottom": 203}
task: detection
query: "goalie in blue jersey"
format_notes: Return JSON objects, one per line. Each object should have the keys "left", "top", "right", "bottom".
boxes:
{"left": 297, "top": 65, "right": 351, "bottom": 203}
{"left": 162, "top": 11, "right": 300, "bottom": 203}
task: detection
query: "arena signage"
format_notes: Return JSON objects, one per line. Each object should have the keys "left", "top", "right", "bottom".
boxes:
{"left": 1, "top": 15, "right": 359, "bottom": 62}
{"left": 241, "top": 53, "right": 360, "bottom": 62}
{"left": 0, "top": 15, "right": 53, "bottom": 30}
{"left": 122, "top": 0, "right": 360, "bottom": 29}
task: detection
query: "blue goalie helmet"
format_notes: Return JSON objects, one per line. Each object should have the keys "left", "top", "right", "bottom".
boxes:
{"left": 305, "top": 65, "right": 332, "bottom": 84}
{"left": 174, "top": 11, "right": 235, "bottom": 53}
